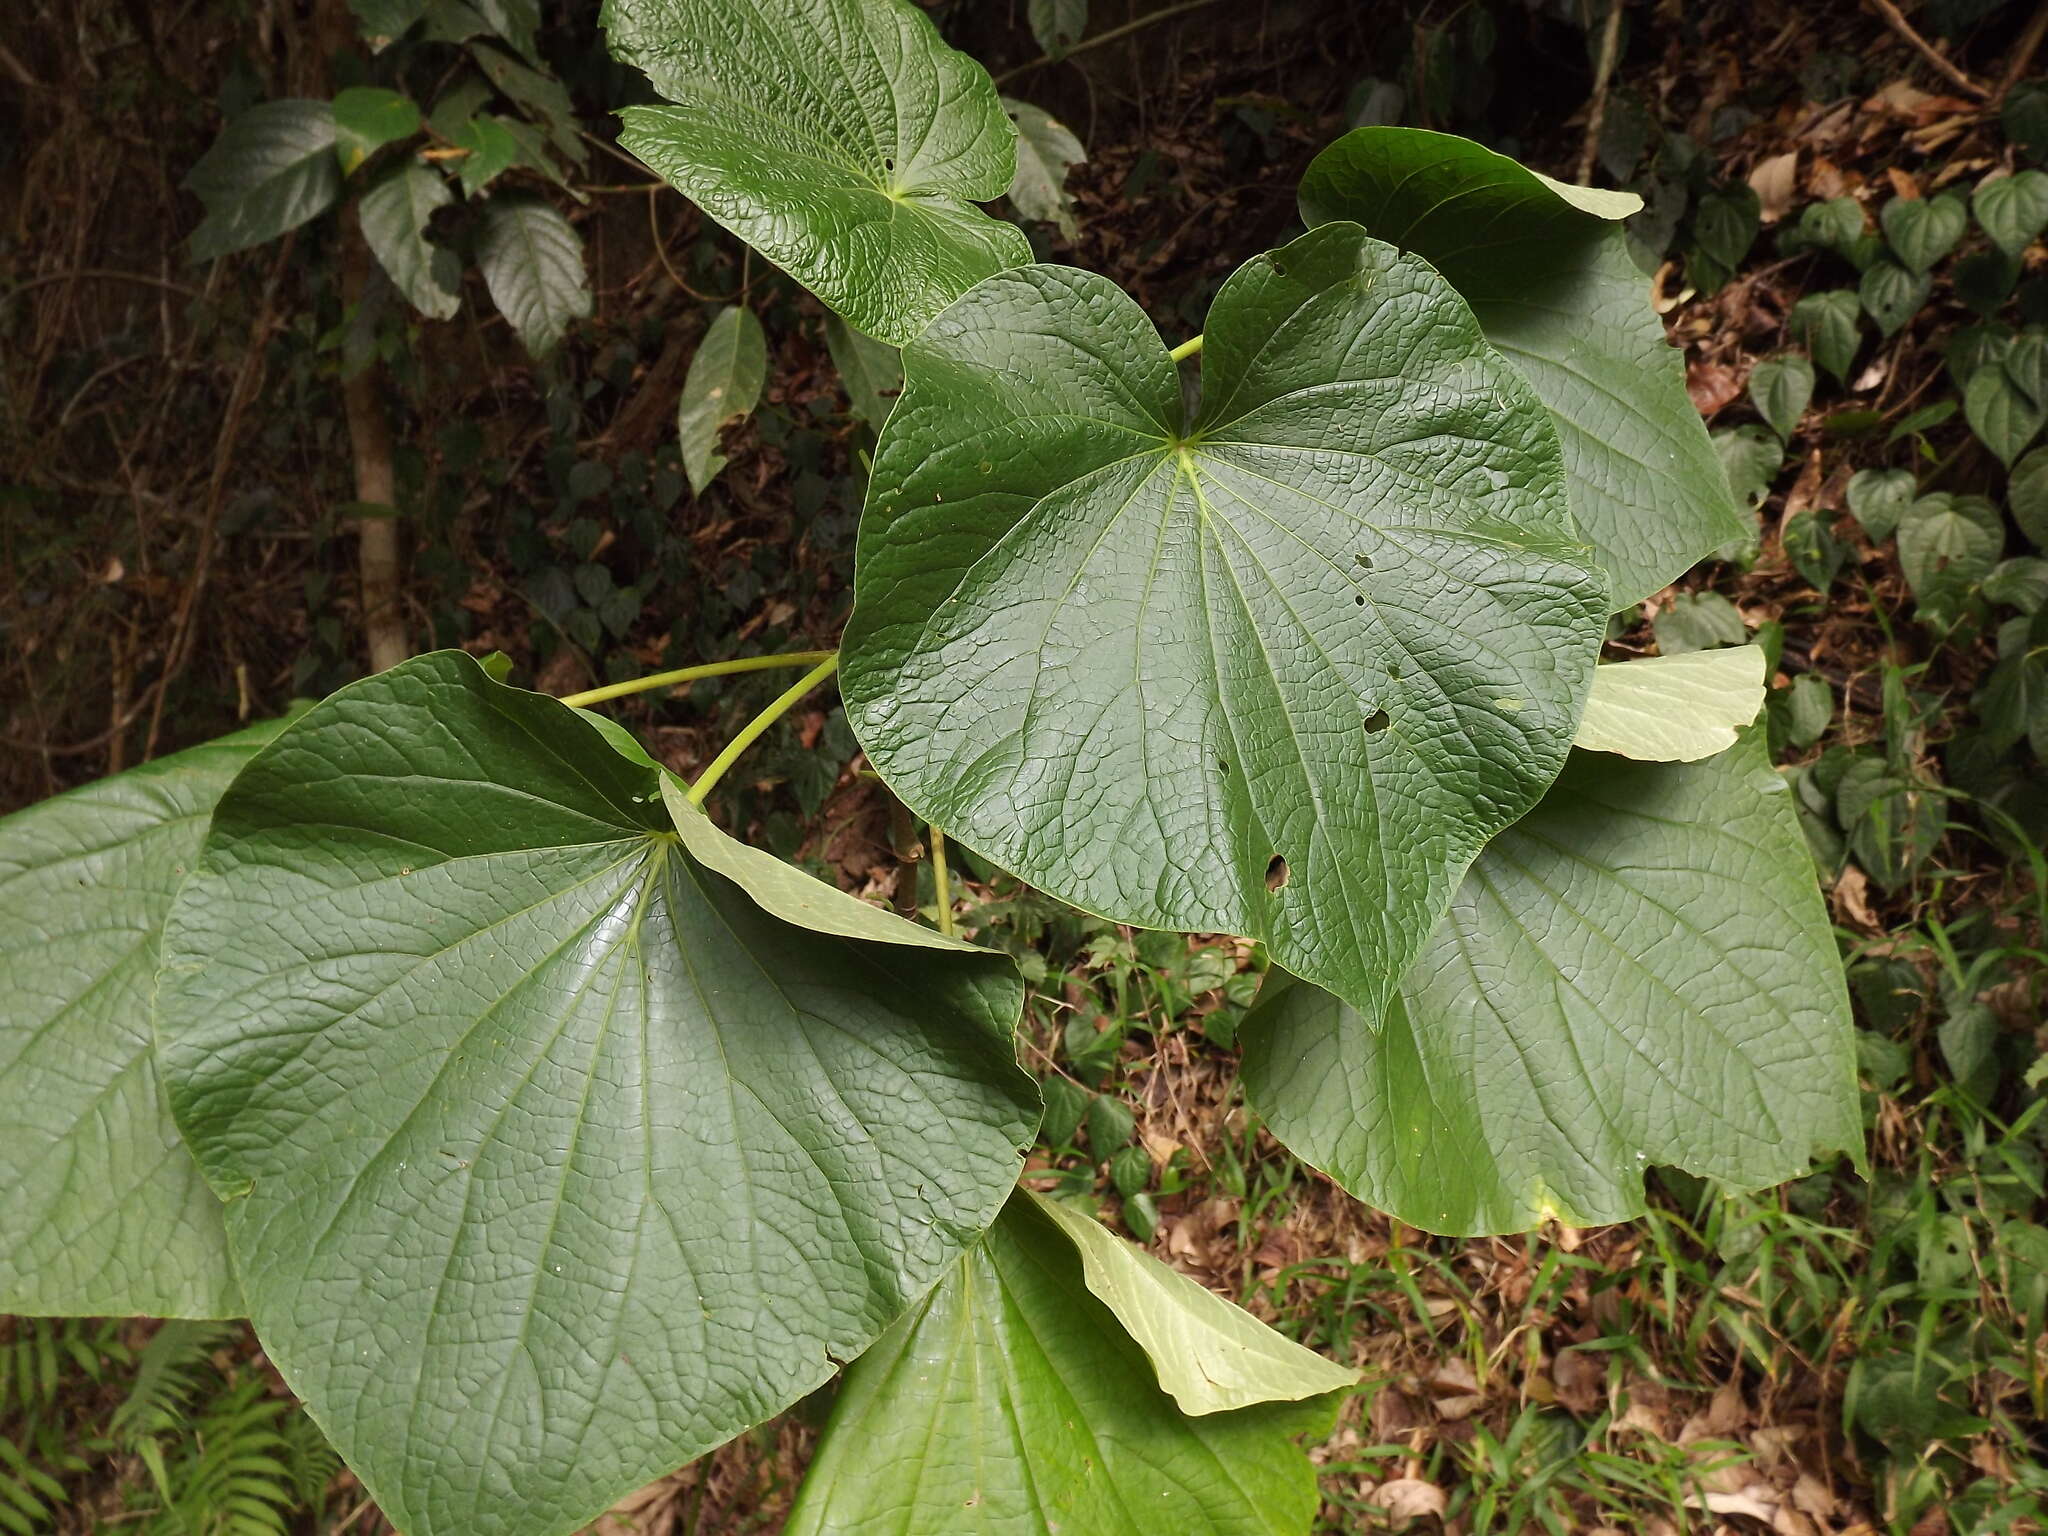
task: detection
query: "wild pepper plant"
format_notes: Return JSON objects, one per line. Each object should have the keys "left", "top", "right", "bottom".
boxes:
{"left": 0, "top": 1, "right": 1861, "bottom": 1532}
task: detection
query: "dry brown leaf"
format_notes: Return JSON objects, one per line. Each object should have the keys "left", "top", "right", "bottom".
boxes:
{"left": 1750, "top": 151, "right": 1800, "bottom": 222}
{"left": 1833, "top": 864, "right": 1879, "bottom": 931}
{"left": 1374, "top": 1477, "right": 1448, "bottom": 1522}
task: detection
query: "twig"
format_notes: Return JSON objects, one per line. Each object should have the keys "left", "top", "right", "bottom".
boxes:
{"left": 340, "top": 209, "right": 408, "bottom": 674}
{"left": 0, "top": 267, "right": 199, "bottom": 303}
{"left": 0, "top": 40, "right": 41, "bottom": 88}
{"left": 993, "top": 0, "right": 1230, "bottom": 86}
{"left": 1865, "top": 0, "right": 1990, "bottom": 99}
{"left": 1999, "top": 0, "right": 2048, "bottom": 101}
{"left": 1577, "top": 0, "right": 1627, "bottom": 185}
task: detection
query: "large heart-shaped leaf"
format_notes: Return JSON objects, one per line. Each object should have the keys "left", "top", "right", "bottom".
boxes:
{"left": 1297, "top": 128, "right": 1747, "bottom": 609}
{"left": 1240, "top": 733, "right": 1860, "bottom": 1235}
{"left": 186, "top": 100, "right": 343, "bottom": 262}
{"left": 0, "top": 716, "right": 291, "bottom": 1318}
{"left": 782, "top": 1191, "right": 1338, "bottom": 1536}
{"left": 156, "top": 652, "right": 1034, "bottom": 1536}
{"left": 842, "top": 225, "right": 1607, "bottom": 1023}
{"left": 605, "top": 0, "right": 1031, "bottom": 346}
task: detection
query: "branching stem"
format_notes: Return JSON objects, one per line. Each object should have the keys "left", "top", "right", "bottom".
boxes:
{"left": 686, "top": 654, "right": 841, "bottom": 805}
{"left": 560, "top": 651, "right": 837, "bottom": 709}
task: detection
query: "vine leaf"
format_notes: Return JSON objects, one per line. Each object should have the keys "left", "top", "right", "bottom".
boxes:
{"left": 1240, "top": 732, "right": 1861, "bottom": 1236}
{"left": 475, "top": 194, "right": 591, "bottom": 356}
{"left": 186, "top": 100, "right": 344, "bottom": 261}
{"left": 605, "top": 0, "right": 1032, "bottom": 346}
{"left": 676, "top": 305, "right": 767, "bottom": 494}
{"left": 1028, "top": 1193, "right": 1358, "bottom": 1414}
{"left": 1572, "top": 645, "right": 1766, "bottom": 762}
{"left": 359, "top": 162, "right": 462, "bottom": 320}
{"left": 842, "top": 226, "right": 1606, "bottom": 1025}
{"left": 783, "top": 1191, "right": 1339, "bottom": 1536}
{"left": 1003, "top": 98, "right": 1085, "bottom": 240}
{"left": 156, "top": 651, "right": 1035, "bottom": 1536}
{"left": 0, "top": 715, "right": 295, "bottom": 1319}
{"left": 1298, "top": 127, "right": 1747, "bottom": 608}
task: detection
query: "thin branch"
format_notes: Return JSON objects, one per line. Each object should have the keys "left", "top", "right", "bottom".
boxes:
{"left": 1865, "top": 0, "right": 1990, "bottom": 99}
{"left": 687, "top": 655, "right": 841, "bottom": 805}
{"left": 1999, "top": 0, "right": 2048, "bottom": 101}
{"left": 994, "top": 0, "right": 1230, "bottom": 87}
{"left": 1577, "top": 0, "right": 1627, "bottom": 185}
{"left": 0, "top": 268, "right": 199, "bottom": 303}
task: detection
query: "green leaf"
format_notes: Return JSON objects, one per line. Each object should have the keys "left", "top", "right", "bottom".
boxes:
{"left": 783, "top": 1193, "right": 1336, "bottom": 1536}
{"left": 1029, "top": 1193, "right": 1358, "bottom": 1414}
{"left": 454, "top": 114, "right": 522, "bottom": 196}
{"left": 475, "top": 194, "right": 590, "bottom": 357}
{"left": 1777, "top": 672, "right": 1834, "bottom": 749}
{"left": 469, "top": 42, "right": 585, "bottom": 166}
{"left": 185, "top": 100, "right": 343, "bottom": 261}
{"left": 350, "top": 0, "right": 428, "bottom": 42}
{"left": 2011, "top": 446, "right": 2048, "bottom": 548}
{"left": 0, "top": 717, "right": 294, "bottom": 1318}
{"left": 332, "top": 87, "right": 421, "bottom": 173}
{"left": 1002, "top": 98, "right": 1085, "bottom": 241}
{"left": 1792, "top": 196, "right": 1867, "bottom": 259}
{"left": 358, "top": 162, "right": 461, "bottom": 320}
{"left": 1653, "top": 590, "right": 1748, "bottom": 655}
{"left": 1897, "top": 492, "right": 2004, "bottom": 597}
{"left": 823, "top": 315, "right": 903, "bottom": 433}
{"left": 1789, "top": 290, "right": 1863, "bottom": 384}
{"left": 1847, "top": 467, "right": 1915, "bottom": 541}
{"left": 1985, "top": 555, "right": 2048, "bottom": 612}
{"left": 1860, "top": 258, "right": 1931, "bottom": 337}
{"left": 1572, "top": 645, "right": 1766, "bottom": 763}
{"left": 1298, "top": 128, "right": 1745, "bottom": 608}
{"left": 676, "top": 305, "right": 767, "bottom": 495}
{"left": 842, "top": 227, "right": 1606, "bottom": 1024}
{"left": 606, "top": 0, "right": 1032, "bottom": 346}
{"left": 1713, "top": 423, "right": 1784, "bottom": 512}
{"left": 1240, "top": 733, "right": 1860, "bottom": 1234}
{"left": 1954, "top": 248, "right": 2022, "bottom": 317}
{"left": 156, "top": 651, "right": 1035, "bottom": 1536}
{"left": 1749, "top": 354, "right": 1813, "bottom": 441}
{"left": 1975, "top": 169, "right": 2048, "bottom": 257}
{"left": 1027, "top": 0, "right": 1087, "bottom": 56}
{"left": 1966, "top": 361, "right": 2047, "bottom": 467}
{"left": 1691, "top": 184, "right": 1759, "bottom": 288}
{"left": 1882, "top": 193, "right": 1967, "bottom": 274}
{"left": 1784, "top": 507, "right": 1848, "bottom": 592}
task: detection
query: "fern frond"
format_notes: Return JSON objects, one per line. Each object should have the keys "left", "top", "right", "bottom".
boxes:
{"left": 113, "top": 1321, "right": 238, "bottom": 1446}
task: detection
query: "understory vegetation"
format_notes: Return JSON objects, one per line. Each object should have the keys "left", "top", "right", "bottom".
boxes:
{"left": 2, "top": 0, "right": 2046, "bottom": 1532}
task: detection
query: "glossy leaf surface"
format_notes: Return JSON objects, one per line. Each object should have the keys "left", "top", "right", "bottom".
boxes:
{"left": 843, "top": 226, "right": 1606, "bottom": 1022}
{"left": 185, "top": 100, "right": 343, "bottom": 261}
{"left": 783, "top": 1192, "right": 1336, "bottom": 1536}
{"left": 0, "top": 718, "right": 289, "bottom": 1319}
{"left": 476, "top": 195, "right": 591, "bottom": 357}
{"left": 1572, "top": 645, "right": 1766, "bottom": 762}
{"left": 1242, "top": 733, "right": 1860, "bottom": 1235}
{"left": 606, "top": 0, "right": 1031, "bottom": 345}
{"left": 1298, "top": 128, "right": 1746, "bottom": 607}
{"left": 1030, "top": 1193, "right": 1356, "bottom": 1414}
{"left": 157, "top": 652, "right": 1034, "bottom": 1536}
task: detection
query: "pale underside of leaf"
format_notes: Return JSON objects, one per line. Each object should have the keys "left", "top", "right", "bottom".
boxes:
{"left": 783, "top": 1192, "right": 1336, "bottom": 1536}
{"left": 1573, "top": 644, "right": 1767, "bottom": 761}
{"left": 843, "top": 229, "right": 1605, "bottom": 1024}
{"left": 605, "top": 0, "right": 1030, "bottom": 345}
{"left": 156, "top": 652, "right": 1033, "bottom": 1536}
{"left": 1299, "top": 127, "right": 1748, "bottom": 609}
{"left": 1029, "top": 1192, "right": 1358, "bottom": 1414}
{"left": 1241, "top": 733, "right": 1861, "bottom": 1236}
{"left": 0, "top": 719, "right": 289, "bottom": 1318}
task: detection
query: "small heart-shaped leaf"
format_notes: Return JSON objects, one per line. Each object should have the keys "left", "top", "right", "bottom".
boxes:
{"left": 1861, "top": 258, "right": 1932, "bottom": 336}
{"left": 1898, "top": 492, "right": 2005, "bottom": 595}
{"left": 1965, "top": 360, "right": 2048, "bottom": 467}
{"left": 1847, "top": 467, "right": 1915, "bottom": 541}
{"left": 1789, "top": 290, "right": 1863, "bottom": 383}
{"left": 1882, "top": 192, "right": 1967, "bottom": 274}
{"left": 1974, "top": 169, "right": 2048, "bottom": 257}
{"left": 1749, "top": 354, "right": 1814, "bottom": 441}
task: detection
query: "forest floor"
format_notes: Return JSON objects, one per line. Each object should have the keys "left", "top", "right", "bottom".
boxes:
{"left": 3, "top": 0, "right": 2046, "bottom": 1532}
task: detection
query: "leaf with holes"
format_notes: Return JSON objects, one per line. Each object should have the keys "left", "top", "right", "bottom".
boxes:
{"left": 0, "top": 716, "right": 299, "bottom": 1319}
{"left": 677, "top": 305, "right": 767, "bottom": 495}
{"left": 1572, "top": 645, "right": 1766, "bottom": 763}
{"left": 1882, "top": 193, "right": 1967, "bottom": 274}
{"left": 1975, "top": 169, "right": 2048, "bottom": 258}
{"left": 842, "top": 227, "right": 1607, "bottom": 1026}
{"left": 185, "top": 100, "right": 343, "bottom": 261}
{"left": 1749, "top": 355, "right": 1813, "bottom": 441}
{"left": 360, "top": 162, "right": 462, "bottom": 320}
{"left": 1861, "top": 259, "right": 1931, "bottom": 337}
{"left": 1239, "top": 732, "right": 1859, "bottom": 1234}
{"left": 1847, "top": 466, "right": 1915, "bottom": 541}
{"left": 156, "top": 651, "right": 1035, "bottom": 1536}
{"left": 605, "top": 0, "right": 1032, "bottom": 346}
{"left": 1789, "top": 290, "right": 1862, "bottom": 384}
{"left": 1027, "top": 0, "right": 1086, "bottom": 56}
{"left": 1298, "top": 128, "right": 1744, "bottom": 608}
{"left": 1898, "top": 492, "right": 2004, "bottom": 597}
{"left": 783, "top": 1192, "right": 1338, "bottom": 1536}
{"left": 1003, "top": 98, "right": 1085, "bottom": 241}
{"left": 475, "top": 195, "right": 590, "bottom": 357}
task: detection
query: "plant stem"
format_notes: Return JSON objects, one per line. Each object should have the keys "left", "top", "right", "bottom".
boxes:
{"left": 1169, "top": 334, "right": 1204, "bottom": 362}
{"left": 993, "top": 0, "right": 1228, "bottom": 85}
{"left": 686, "top": 654, "right": 841, "bottom": 806}
{"left": 930, "top": 826, "right": 955, "bottom": 937}
{"left": 559, "top": 650, "right": 837, "bottom": 709}
{"left": 340, "top": 209, "right": 407, "bottom": 674}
